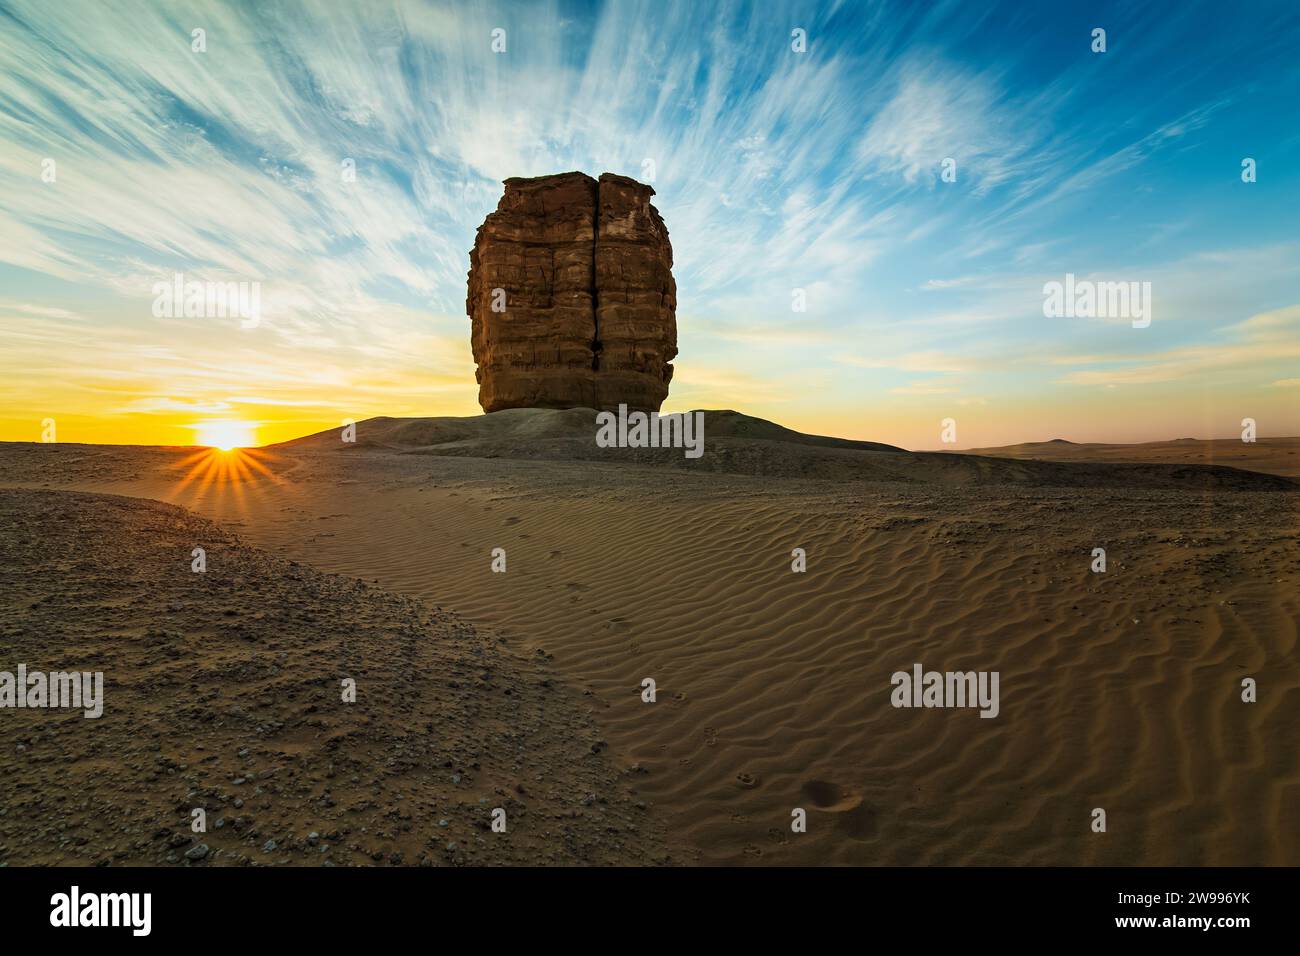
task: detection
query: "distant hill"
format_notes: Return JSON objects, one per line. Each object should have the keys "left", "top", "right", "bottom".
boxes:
{"left": 959, "top": 436, "right": 1300, "bottom": 480}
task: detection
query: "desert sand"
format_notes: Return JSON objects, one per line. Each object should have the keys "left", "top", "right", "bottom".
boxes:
{"left": 1, "top": 411, "right": 1296, "bottom": 865}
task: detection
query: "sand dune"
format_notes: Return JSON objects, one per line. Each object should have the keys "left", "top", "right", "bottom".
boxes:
{"left": 2, "top": 428, "right": 1295, "bottom": 866}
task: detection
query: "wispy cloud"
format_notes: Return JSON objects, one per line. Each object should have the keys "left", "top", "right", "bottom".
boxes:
{"left": 1, "top": 0, "right": 1297, "bottom": 444}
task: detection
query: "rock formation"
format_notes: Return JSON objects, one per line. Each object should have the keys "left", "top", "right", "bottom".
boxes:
{"left": 467, "top": 172, "right": 676, "bottom": 412}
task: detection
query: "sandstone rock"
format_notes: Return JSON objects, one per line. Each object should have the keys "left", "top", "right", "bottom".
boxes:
{"left": 467, "top": 172, "right": 676, "bottom": 412}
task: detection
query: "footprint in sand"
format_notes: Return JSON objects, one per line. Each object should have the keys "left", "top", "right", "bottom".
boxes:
{"left": 800, "top": 779, "right": 877, "bottom": 841}
{"left": 735, "top": 771, "right": 759, "bottom": 789}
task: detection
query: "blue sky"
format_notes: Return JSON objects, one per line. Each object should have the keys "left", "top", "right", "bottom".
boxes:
{"left": 1, "top": 0, "right": 1297, "bottom": 447}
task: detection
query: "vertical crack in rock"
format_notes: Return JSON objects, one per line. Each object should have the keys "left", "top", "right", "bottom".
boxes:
{"left": 591, "top": 180, "right": 601, "bottom": 373}
{"left": 467, "top": 171, "right": 676, "bottom": 412}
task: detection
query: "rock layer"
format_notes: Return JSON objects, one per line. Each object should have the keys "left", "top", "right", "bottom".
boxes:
{"left": 467, "top": 172, "right": 676, "bottom": 412}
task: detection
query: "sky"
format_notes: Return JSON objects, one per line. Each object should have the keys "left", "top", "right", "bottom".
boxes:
{"left": 0, "top": 0, "right": 1297, "bottom": 450}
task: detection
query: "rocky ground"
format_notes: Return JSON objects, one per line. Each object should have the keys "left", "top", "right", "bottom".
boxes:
{"left": 0, "top": 488, "right": 671, "bottom": 866}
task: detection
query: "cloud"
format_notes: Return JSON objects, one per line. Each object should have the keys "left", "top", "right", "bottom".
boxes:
{"left": 855, "top": 59, "right": 1053, "bottom": 194}
{"left": 1056, "top": 303, "right": 1300, "bottom": 386}
{"left": 1, "top": 0, "right": 1296, "bottom": 443}
{"left": 890, "top": 381, "right": 959, "bottom": 395}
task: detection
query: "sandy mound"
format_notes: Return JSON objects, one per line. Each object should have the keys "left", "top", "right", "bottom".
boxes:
{"left": 271, "top": 407, "right": 905, "bottom": 453}
{"left": 268, "top": 410, "right": 1299, "bottom": 491}
{"left": 0, "top": 489, "right": 670, "bottom": 866}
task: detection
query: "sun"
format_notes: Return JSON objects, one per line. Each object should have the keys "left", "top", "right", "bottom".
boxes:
{"left": 193, "top": 420, "right": 257, "bottom": 451}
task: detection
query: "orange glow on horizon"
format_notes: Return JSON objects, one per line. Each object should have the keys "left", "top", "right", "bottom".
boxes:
{"left": 192, "top": 420, "right": 259, "bottom": 451}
